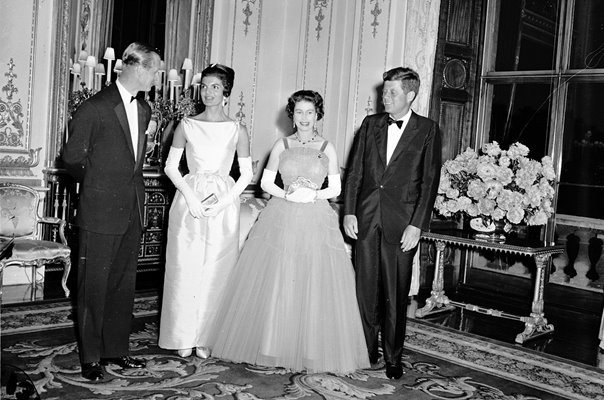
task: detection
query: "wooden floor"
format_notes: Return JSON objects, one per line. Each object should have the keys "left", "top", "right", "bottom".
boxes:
{"left": 5, "top": 268, "right": 604, "bottom": 370}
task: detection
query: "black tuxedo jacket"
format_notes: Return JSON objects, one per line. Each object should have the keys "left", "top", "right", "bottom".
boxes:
{"left": 63, "top": 84, "right": 150, "bottom": 235}
{"left": 344, "top": 112, "right": 442, "bottom": 244}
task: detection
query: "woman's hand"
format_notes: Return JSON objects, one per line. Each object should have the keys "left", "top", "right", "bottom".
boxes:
{"left": 286, "top": 187, "right": 317, "bottom": 203}
{"left": 202, "top": 197, "right": 232, "bottom": 217}
{"left": 183, "top": 193, "right": 204, "bottom": 218}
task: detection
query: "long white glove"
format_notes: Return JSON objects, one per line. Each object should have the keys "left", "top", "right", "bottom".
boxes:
{"left": 315, "top": 174, "right": 341, "bottom": 200}
{"left": 260, "top": 169, "right": 286, "bottom": 198}
{"left": 165, "top": 146, "right": 204, "bottom": 218}
{"left": 288, "top": 174, "right": 341, "bottom": 202}
{"left": 204, "top": 157, "right": 253, "bottom": 216}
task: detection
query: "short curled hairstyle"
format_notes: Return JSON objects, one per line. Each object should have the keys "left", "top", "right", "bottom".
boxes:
{"left": 285, "top": 90, "right": 324, "bottom": 121}
{"left": 122, "top": 42, "right": 160, "bottom": 69}
{"left": 201, "top": 63, "right": 235, "bottom": 97}
{"left": 383, "top": 67, "right": 420, "bottom": 101}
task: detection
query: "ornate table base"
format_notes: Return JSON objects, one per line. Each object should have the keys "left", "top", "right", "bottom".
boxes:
{"left": 415, "top": 231, "right": 564, "bottom": 344}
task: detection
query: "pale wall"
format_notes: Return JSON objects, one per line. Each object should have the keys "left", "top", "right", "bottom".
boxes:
{"left": 210, "top": 0, "right": 441, "bottom": 182}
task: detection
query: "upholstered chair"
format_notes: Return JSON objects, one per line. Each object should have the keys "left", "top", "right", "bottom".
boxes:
{"left": 0, "top": 182, "right": 71, "bottom": 301}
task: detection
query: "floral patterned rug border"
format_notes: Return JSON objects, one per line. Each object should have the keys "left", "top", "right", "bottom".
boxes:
{"left": 1, "top": 295, "right": 159, "bottom": 335}
{"left": 405, "top": 320, "right": 604, "bottom": 400}
{"left": 2, "top": 295, "right": 602, "bottom": 400}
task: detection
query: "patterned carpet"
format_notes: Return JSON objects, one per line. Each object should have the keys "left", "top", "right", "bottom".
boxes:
{"left": 1, "top": 296, "right": 603, "bottom": 400}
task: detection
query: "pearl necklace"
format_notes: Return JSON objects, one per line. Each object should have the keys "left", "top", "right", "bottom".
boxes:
{"left": 294, "top": 131, "right": 318, "bottom": 145}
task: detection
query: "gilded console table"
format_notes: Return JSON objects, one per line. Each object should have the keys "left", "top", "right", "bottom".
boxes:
{"left": 415, "top": 230, "right": 565, "bottom": 343}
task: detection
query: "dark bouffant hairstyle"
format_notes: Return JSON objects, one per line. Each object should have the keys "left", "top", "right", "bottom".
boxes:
{"left": 383, "top": 67, "right": 420, "bottom": 101}
{"left": 285, "top": 90, "right": 324, "bottom": 120}
{"left": 201, "top": 63, "right": 235, "bottom": 97}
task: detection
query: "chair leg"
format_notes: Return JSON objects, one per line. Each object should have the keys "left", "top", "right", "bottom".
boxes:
{"left": 61, "top": 256, "right": 71, "bottom": 298}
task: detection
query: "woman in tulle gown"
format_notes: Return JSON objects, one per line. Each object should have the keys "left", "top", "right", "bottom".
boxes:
{"left": 207, "top": 90, "right": 369, "bottom": 374}
{"left": 158, "top": 64, "right": 252, "bottom": 358}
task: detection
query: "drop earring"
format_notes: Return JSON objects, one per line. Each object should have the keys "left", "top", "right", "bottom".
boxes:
{"left": 223, "top": 98, "right": 228, "bottom": 107}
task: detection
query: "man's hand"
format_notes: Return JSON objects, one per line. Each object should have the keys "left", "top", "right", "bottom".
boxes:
{"left": 343, "top": 215, "right": 358, "bottom": 239}
{"left": 400, "top": 225, "right": 421, "bottom": 252}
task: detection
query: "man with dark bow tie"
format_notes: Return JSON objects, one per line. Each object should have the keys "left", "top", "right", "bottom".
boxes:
{"left": 343, "top": 67, "right": 442, "bottom": 379}
{"left": 63, "top": 42, "right": 160, "bottom": 381}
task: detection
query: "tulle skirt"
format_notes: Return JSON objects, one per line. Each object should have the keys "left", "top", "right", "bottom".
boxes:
{"left": 207, "top": 197, "right": 370, "bottom": 374}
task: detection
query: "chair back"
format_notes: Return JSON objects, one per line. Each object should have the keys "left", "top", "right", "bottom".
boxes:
{"left": 0, "top": 183, "right": 40, "bottom": 240}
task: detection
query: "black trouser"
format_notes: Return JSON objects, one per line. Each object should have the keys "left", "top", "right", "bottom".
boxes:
{"left": 354, "top": 224, "right": 416, "bottom": 365}
{"left": 76, "top": 218, "right": 141, "bottom": 364}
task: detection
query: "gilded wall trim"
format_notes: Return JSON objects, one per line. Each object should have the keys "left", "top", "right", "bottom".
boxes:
{"left": 0, "top": 0, "right": 39, "bottom": 178}
{"left": 241, "top": 0, "right": 259, "bottom": 36}
{"left": 370, "top": 0, "right": 384, "bottom": 38}
{"left": 48, "top": 0, "right": 73, "bottom": 166}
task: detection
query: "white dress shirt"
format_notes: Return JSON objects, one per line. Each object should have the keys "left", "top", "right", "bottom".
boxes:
{"left": 386, "top": 109, "right": 411, "bottom": 164}
{"left": 115, "top": 80, "right": 139, "bottom": 161}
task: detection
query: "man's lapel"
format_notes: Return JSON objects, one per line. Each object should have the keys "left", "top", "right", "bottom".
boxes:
{"left": 135, "top": 102, "right": 148, "bottom": 170}
{"left": 373, "top": 115, "right": 389, "bottom": 168}
{"left": 114, "top": 103, "right": 136, "bottom": 161}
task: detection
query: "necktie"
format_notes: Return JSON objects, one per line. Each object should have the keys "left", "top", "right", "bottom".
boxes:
{"left": 388, "top": 117, "right": 404, "bottom": 129}
{"left": 130, "top": 96, "right": 137, "bottom": 103}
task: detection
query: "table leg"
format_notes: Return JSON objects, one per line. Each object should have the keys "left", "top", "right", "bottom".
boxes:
{"left": 515, "top": 254, "right": 554, "bottom": 343}
{"left": 415, "top": 241, "right": 454, "bottom": 317}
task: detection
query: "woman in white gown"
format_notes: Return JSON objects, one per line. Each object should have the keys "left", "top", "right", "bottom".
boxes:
{"left": 207, "top": 90, "right": 369, "bottom": 374}
{"left": 158, "top": 64, "right": 252, "bottom": 358}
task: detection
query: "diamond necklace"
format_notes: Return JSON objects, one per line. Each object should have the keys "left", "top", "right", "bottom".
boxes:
{"left": 294, "top": 131, "right": 317, "bottom": 145}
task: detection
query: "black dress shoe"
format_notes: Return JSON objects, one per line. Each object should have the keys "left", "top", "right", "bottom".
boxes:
{"left": 385, "top": 363, "right": 404, "bottom": 379}
{"left": 369, "top": 356, "right": 385, "bottom": 370}
{"left": 81, "top": 362, "right": 104, "bottom": 381}
{"left": 100, "top": 356, "right": 145, "bottom": 369}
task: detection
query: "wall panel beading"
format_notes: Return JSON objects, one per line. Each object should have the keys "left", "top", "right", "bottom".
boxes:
{"left": 210, "top": 0, "right": 441, "bottom": 181}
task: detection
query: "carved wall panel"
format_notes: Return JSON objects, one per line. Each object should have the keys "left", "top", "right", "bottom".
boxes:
{"left": 0, "top": 0, "right": 40, "bottom": 179}
{"left": 211, "top": 0, "right": 442, "bottom": 182}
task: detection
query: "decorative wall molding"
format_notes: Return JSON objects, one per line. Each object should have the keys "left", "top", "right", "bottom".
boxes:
{"left": 0, "top": 147, "right": 42, "bottom": 177}
{"left": 0, "top": 0, "right": 41, "bottom": 179}
{"left": 0, "top": 59, "right": 24, "bottom": 148}
{"left": 47, "top": 0, "right": 73, "bottom": 166}
{"left": 211, "top": 0, "right": 440, "bottom": 180}
{"left": 241, "top": 0, "right": 260, "bottom": 36}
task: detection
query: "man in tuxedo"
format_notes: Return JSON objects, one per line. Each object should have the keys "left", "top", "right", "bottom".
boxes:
{"left": 63, "top": 42, "right": 160, "bottom": 381}
{"left": 343, "top": 67, "right": 441, "bottom": 379}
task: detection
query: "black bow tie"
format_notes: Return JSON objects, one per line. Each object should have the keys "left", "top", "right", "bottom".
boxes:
{"left": 130, "top": 92, "right": 144, "bottom": 103}
{"left": 388, "top": 117, "right": 404, "bottom": 129}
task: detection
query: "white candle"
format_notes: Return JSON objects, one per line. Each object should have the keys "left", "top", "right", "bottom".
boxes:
{"left": 182, "top": 58, "right": 193, "bottom": 90}
{"left": 94, "top": 64, "right": 105, "bottom": 91}
{"left": 192, "top": 83, "right": 200, "bottom": 101}
{"left": 85, "top": 56, "right": 97, "bottom": 89}
{"left": 169, "top": 81, "right": 175, "bottom": 102}
{"left": 191, "top": 73, "right": 201, "bottom": 100}
{"left": 77, "top": 50, "right": 88, "bottom": 76}
{"left": 71, "top": 63, "right": 81, "bottom": 92}
{"left": 167, "top": 69, "right": 179, "bottom": 103}
{"left": 103, "top": 47, "right": 115, "bottom": 84}
{"left": 174, "top": 84, "right": 182, "bottom": 103}
{"left": 114, "top": 59, "right": 123, "bottom": 78}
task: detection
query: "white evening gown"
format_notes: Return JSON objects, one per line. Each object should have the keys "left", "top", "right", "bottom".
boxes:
{"left": 158, "top": 118, "right": 241, "bottom": 350}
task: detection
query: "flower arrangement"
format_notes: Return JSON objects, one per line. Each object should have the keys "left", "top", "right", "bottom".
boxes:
{"left": 434, "top": 141, "right": 556, "bottom": 232}
{"left": 67, "top": 83, "right": 97, "bottom": 119}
